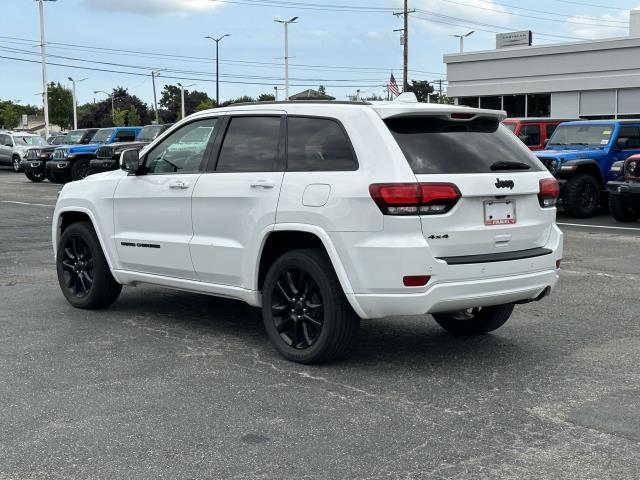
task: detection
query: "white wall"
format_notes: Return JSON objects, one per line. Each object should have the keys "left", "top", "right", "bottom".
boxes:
{"left": 551, "top": 92, "right": 579, "bottom": 118}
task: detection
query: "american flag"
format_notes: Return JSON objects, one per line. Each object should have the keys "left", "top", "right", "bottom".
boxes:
{"left": 389, "top": 73, "right": 400, "bottom": 97}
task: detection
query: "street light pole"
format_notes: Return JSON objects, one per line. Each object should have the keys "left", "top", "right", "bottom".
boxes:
{"left": 38, "top": 0, "right": 56, "bottom": 138}
{"left": 275, "top": 17, "right": 298, "bottom": 101}
{"left": 453, "top": 30, "right": 475, "bottom": 53}
{"left": 93, "top": 90, "right": 114, "bottom": 123}
{"left": 68, "top": 77, "right": 87, "bottom": 130}
{"left": 151, "top": 69, "right": 165, "bottom": 124}
{"left": 205, "top": 34, "right": 230, "bottom": 106}
{"left": 177, "top": 83, "right": 195, "bottom": 120}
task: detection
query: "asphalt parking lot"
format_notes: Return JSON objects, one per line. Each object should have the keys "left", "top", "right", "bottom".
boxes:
{"left": 1, "top": 168, "right": 639, "bottom": 480}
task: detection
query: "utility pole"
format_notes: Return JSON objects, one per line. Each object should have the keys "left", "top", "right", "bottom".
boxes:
{"left": 177, "top": 83, "right": 194, "bottom": 120}
{"left": 274, "top": 86, "right": 278, "bottom": 101}
{"left": 438, "top": 79, "right": 443, "bottom": 104}
{"left": 275, "top": 17, "right": 298, "bottom": 101}
{"left": 393, "top": 1, "right": 414, "bottom": 93}
{"left": 68, "top": 77, "right": 87, "bottom": 130}
{"left": 38, "top": 0, "right": 55, "bottom": 138}
{"left": 205, "top": 34, "right": 230, "bottom": 105}
{"left": 151, "top": 69, "right": 165, "bottom": 124}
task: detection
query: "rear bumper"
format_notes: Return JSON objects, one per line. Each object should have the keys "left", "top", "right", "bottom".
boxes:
{"left": 349, "top": 269, "right": 559, "bottom": 319}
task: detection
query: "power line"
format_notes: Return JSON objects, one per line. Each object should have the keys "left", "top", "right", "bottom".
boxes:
{"left": 429, "top": 0, "right": 627, "bottom": 27}
{"left": 551, "top": 0, "right": 631, "bottom": 11}
{"left": 0, "top": 35, "right": 446, "bottom": 76}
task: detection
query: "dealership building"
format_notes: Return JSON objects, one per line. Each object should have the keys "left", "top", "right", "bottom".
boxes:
{"left": 444, "top": 11, "right": 640, "bottom": 119}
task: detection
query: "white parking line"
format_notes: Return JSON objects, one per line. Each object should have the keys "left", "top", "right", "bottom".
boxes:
{"left": 1, "top": 200, "right": 55, "bottom": 208}
{"left": 557, "top": 222, "right": 640, "bottom": 232}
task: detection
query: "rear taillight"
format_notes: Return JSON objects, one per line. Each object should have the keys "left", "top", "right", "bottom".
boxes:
{"left": 403, "top": 275, "right": 431, "bottom": 287}
{"left": 369, "top": 183, "right": 461, "bottom": 215}
{"left": 538, "top": 178, "right": 559, "bottom": 208}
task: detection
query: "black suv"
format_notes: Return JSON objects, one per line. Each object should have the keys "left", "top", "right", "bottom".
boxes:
{"left": 607, "top": 155, "right": 640, "bottom": 222}
{"left": 90, "top": 124, "right": 173, "bottom": 174}
{"left": 22, "top": 128, "right": 99, "bottom": 183}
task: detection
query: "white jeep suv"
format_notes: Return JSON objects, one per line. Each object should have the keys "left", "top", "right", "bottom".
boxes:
{"left": 52, "top": 98, "right": 563, "bottom": 363}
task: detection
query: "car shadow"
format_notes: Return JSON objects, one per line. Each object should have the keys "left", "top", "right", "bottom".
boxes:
{"left": 103, "top": 286, "right": 542, "bottom": 370}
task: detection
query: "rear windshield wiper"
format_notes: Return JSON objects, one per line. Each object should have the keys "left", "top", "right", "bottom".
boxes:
{"left": 490, "top": 161, "right": 531, "bottom": 171}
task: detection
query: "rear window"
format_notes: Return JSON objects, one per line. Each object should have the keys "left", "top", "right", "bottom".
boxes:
{"left": 385, "top": 117, "right": 542, "bottom": 174}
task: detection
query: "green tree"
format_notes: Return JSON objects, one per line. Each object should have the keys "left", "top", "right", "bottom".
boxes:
{"left": 79, "top": 87, "right": 151, "bottom": 128}
{"left": 195, "top": 99, "right": 215, "bottom": 112}
{"left": 159, "top": 85, "right": 215, "bottom": 122}
{"left": 47, "top": 82, "right": 73, "bottom": 129}
{"left": 407, "top": 80, "right": 435, "bottom": 103}
{"left": 127, "top": 105, "right": 141, "bottom": 126}
{"left": 0, "top": 101, "right": 19, "bottom": 129}
{"left": 258, "top": 93, "right": 275, "bottom": 102}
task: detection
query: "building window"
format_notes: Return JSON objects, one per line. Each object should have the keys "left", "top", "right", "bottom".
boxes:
{"left": 480, "top": 96, "right": 501, "bottom": 110}
{"left": 458, "top": 97, "right": 479, "bottom": 108}
{"left": 503, "top": 95, "right": 525, "bottom": 117}
{"left": 527, "top": 94, "right": 551, "bottom": 117}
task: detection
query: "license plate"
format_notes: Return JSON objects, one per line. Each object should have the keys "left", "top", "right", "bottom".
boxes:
{"left": 484, "top": 200, "right": 516, "bottom": 225}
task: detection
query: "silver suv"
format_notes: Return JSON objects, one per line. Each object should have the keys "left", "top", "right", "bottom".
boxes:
{"left": 0, "top": 131, "right": 49, "bottom": 172}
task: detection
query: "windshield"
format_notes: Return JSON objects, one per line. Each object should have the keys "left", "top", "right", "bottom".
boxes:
{"left": 65, "top": 130, "right": 86, "bottom": 144}
{"left": 548, "top": 124, "right": 614, "bottom": 147}
{"left": 15, "top": 136, "right": 47, "bottom": 147}
{"left": 52, "top": 136, "right": 67, "bottom": 145}
{"left": 503, "top": 122, "right": 517, "bottom": 132}
{"left": 91, "top": 129, "right": 114, "bottom": 144}
{"left": 138, "top": 125, "right": 163, "bottom": 142}
{"left": 385, "top": 117, "right": 542, "bottom": 174}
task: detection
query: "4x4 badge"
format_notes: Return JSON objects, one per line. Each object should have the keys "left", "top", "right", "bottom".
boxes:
{"left": 495, "top": 178, "right": 514, "bottom": 189}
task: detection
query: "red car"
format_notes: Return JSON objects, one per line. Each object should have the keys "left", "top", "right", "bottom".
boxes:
{"left": 502, "top": 118, "right": 575, "bottom": 151}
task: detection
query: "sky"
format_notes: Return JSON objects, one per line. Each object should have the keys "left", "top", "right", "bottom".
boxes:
{"left": 0, "top": 0, "right": 638, "bottom": 109}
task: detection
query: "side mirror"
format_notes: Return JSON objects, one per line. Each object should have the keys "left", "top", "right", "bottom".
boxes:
{"left": 120, "top": 149, "right": 141, "bottom": 173}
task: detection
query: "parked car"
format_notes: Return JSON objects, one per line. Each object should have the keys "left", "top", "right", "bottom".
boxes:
{"left": 535, "top": 120, "right": 640, "bottom": 218}
{"left": 503, "top": 118, "right": 574, "bottom": 151}
{"left": 90, "top": 124, "right": 173, "bottom": 173}
{"left": 47, "top": 133, "right": 67, "bottom": 144}
{"left": 21, "top": 128, "right": 99, "bottom": 183}
{"left": 47, "top": 126, "right": 142, "bottom": 182}
{"left": 0, "top": 131, "right": 49, "bottom": 172}
{"left": 52, "top": 99, "right": 562, "bottom": 364}
{"left": 606, "top": 154, "right": 640, "bottom": 222}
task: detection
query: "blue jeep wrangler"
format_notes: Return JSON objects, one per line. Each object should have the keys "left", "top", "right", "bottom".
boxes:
{"left": 536, "top": 120, "right": 640, "bottom": 218}
{"left": 47, "top": 126, "right": 142, "bottom": 182}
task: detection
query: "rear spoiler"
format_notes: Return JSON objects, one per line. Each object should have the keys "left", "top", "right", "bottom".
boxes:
{"left": 370, "top": 94, "right": 507, "bottom": 121}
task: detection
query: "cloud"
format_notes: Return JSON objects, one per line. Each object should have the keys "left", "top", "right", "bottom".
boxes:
{"left": 567, "top": 12, "right": 629, "bottom": 40}
{"left": 81, "top": 0, "right": 224, "bottom": 16}
{"left": 310, "top": 29, "right": 329, "bottom": 37}
{"left": 405, "top": 0, "right": 512, "bottom": 35}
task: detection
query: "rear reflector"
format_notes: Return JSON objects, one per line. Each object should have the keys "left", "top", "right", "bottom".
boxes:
{"left": 538, "top": 178, "right": 559, "bottom": 208}
{"left": 403, "top": 275, "right": 431, "bottom": 287}
{"left": 369, "top": 183, "right": 461, "bottom": 215}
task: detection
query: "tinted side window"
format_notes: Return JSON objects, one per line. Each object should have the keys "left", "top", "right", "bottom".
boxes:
{"left": 145, "top": 118, "right": 217, "bottom": 174}
{"left": 115, "top": 130, "right": 136, "bottom": 142}
{"left": 216, "top": 116, "right": 282, "bottom": 172}
{"left": 0, "top": 134, "right": 9, "bottom": 146}
{"left": 519, "top": 125, "right": 541, "bottom": 146}
{"left": 545, "top": 123, "right": 558, "bottom": 139}
{"left": 287, "top": 117, "right": 357, "bottom": 171}
{"left": 617, "top": 126, "right": 640, "bottom": 149}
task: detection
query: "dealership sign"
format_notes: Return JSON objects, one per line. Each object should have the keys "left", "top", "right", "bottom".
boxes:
{"left": 496, "top": 31, "right": 533, "bottom": 49}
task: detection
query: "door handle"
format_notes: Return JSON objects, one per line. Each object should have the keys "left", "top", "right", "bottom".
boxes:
{"left": 250, "top": 180, "right": 276, "bottom": 189}
{"left": 169, "top": 180, "right": 189, "bottom": 189}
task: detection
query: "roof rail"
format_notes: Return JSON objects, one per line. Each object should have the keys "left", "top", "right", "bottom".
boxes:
{"left": 221, "top": 100, "right": 372, "bottom": 108}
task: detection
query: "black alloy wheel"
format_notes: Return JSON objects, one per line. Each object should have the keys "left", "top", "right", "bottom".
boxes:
{"left": 60, "top": 234, "right": 94, "bottom": 299}
{"left": 71, "top": 159, "right": 93, "bottom": 180}
{"left": 271, "top": 268, "right": 324, "bottom": 350}
{"left": 25, "top": 170, "right": 45, "bottom": 182}
{"left": 262, "top": 249, "right": 359, "bottom": 364}
{"left": 578, "top": 182, "right": 596, "bottom": 211}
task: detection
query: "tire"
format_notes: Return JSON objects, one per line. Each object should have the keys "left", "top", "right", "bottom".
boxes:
{"left": 261, "top": 249, "right": 360, "bottom": 364}
{"left": 609, "top": 194, "right": 639, "bottom": 222}
{"left": 56, "top": 221, "right": 122, "bottom": 309}
{"left": 46, "top": 169, "right": 71, "bottom": 184}
{"left": 25, "top": 170, "right": 45, "bottom": 183}
{"left": 12, "top": 155, "right": 23, "bottom": 173}
{"left": 433, "top": 303, "right": 515, "bottom": 336}
{"left": 70, "top": 158, "right": 93, "bottom": 180}
{"left": 563, "top": 174, "right": 600, "bottom": 218}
